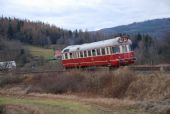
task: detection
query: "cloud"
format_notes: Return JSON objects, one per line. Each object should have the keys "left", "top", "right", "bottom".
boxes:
{"left": 0, "top": 0, "right": 170, "bottom": 30}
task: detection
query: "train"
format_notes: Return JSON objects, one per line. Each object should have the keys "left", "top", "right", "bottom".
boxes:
{"left": 61, "top": 36, "right": 136, "bottom": 69}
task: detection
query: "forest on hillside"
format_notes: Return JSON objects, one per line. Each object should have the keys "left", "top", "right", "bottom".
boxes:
{"left": 99, "top": 18, "right": 170, "bottom": 38}
{"left": 0, "top": 17, "right": 107, "bottom": 46}
{"left": 0, "top": 17, "right": 170, "bottom": 67}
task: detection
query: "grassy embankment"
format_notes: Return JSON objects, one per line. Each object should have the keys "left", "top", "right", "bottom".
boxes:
{"left": 0, "top": 95, "right": 103, "bottom": 114}
{"left": 25, "top": 45, "right": 54, "bottom": 59}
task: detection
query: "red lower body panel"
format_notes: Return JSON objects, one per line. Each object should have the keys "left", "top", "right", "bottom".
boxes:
{"left": 62, "top": 52, "right": 135, "bottom": 68}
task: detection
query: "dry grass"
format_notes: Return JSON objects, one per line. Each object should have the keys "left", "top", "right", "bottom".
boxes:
{"left": 0, "top": 75, "right": 25, "bottom": 87}
{"left": 126, "top": 72, "right": 170, "bottom": 100}
{"left": 1, "top": 69, "right": 170, "bottom": 114}
{"left": 29, "top": 93, "right": 135, "bottom": 108}
{"left": 29, "top": 69, "right": 170, "bottom": 100}
{"left": 1, "top": 69, "right": 170, "bottom": 101}
{"left": 28, "top": 69, "right": 136, "bottom": 99}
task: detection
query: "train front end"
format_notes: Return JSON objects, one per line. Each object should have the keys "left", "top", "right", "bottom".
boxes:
{"left": 116, "top": 36, "right": 136, "bottom": 66}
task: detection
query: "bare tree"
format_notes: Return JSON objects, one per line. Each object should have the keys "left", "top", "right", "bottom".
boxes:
{"left": 158, "top": 32, "right": 170, "bottom": 63}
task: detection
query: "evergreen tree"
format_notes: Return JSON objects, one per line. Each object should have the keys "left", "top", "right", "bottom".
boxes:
{"left": 16, "top": 21, "right": 21, "bottom": 32}
{"left": 7, "top": 23, "right": 13, "bottom": 39}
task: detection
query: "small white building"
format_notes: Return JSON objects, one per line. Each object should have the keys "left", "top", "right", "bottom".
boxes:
{"left": 0, "top": 61, "right": 16, "bottom": 70}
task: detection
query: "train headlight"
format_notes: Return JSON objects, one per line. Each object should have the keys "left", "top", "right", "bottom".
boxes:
{"left": 118, "top": 37, "right": 128, "bottom": 43}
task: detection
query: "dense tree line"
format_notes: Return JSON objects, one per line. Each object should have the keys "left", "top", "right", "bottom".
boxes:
{"left": 0, "top": 17, "right": 107, "bottom": 46}
{"left": 131, "top": 33, "right": 170, "bottom": 64}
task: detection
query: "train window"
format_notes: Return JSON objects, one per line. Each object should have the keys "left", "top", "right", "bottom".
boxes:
{"left": 76, "top": 52, "right": 78, "bottom": 58}
{"left": 101, "top": 48, "right": 105, "bottom": 55}
{"left": 76, "top": 52, "right": 79, "bottom": 58}
{"left": 112, "top": 46, "right": 120, "bottom": 53}
{"left": 97, "top": 49, "right": 101, "bottom": 55}
{"left": 65, "top": 53, "right": 68, "bottom": 59}
{"left": 128, "top": 45, "right": 133, "bottom": 51}
{"left": 73, "top": 52, "right": 77, "bottom": 59}
{"left": 80, "top": 51, "right": 83, "bottom": 58}
{"left": 128, "top": 45, "right": 131, "bottom": 51}
{"left": 105, "top": 48, "right": 109, "bottom": 55}
{"left": 69, "top": 53, "right": 73, "bottom": 59}
{"left": 107, "top": 47, "right": 111, "bottom": 55}
{"left": 110, "top": 47, "right": 113, "bottom": 53}
{"left": 84, "top": 51, "right": 87, "bottom": 57}
{"left": 92, "top": 49, "right": 96, "bottom": 56}
{"left": 77, "top": 52, "right": 80, "bottom": 58}
{"left": 63, "top": 49, "right": 69, "bottom": 52}
{"left": 72, "top": 52, "right": 76, "bottom": 59}
{"left": 122, "top": 45, "right": 128, "bottom": 53}
{"left": 88, "top": 50, "right": 91, "bottom": 57}
{"left": 126, "top": 45, "right": 129, "bottom": 52}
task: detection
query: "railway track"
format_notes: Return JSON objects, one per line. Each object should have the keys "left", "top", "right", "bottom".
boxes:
{"left": 128, "top": 65, "right": 170, "bottom": 71}
{"left": 0, "top": 65, "right": 170, "bottom": 75}
{"left": 0, "top": 70, "right": 65, "bottom": 75}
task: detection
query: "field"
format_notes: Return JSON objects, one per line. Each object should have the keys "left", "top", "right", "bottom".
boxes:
{"left": 0, "top": 95, "right": 106, "bottom": 114}
{"left": 0, "top": 94, "right": 140, "bottom": 114}
{"left": 25, "top": 45, "right": 54, "bottom": 59}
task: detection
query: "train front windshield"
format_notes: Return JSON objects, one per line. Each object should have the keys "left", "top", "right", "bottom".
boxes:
{"left": 129, "top": 44, "right": 134, "bottom": 51}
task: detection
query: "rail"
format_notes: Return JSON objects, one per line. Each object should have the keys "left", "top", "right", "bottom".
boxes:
{"left": 128, "top": 65, "right": 170, "bottom": 71}
{"left": 0, "top": 70, "right": 65, "bottom": 75}
{"left": 0, "top": 65, "right": 170, "bottom": 75}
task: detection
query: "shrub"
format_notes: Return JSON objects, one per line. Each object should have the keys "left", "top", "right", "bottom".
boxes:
{"left": 30, "top": 69, "right": 137, "bottom": 98}
{"left": 126, "top": 73, "right": 170, "bottom": 100}
{"left": 0, "top": 75, "right": 24, "bottom": 87}
{"left": 0, "top": 105, "right": 5, "bottom": 114}
{"left": 3, "top": 68, "right": 169, "bottom": 100}
{"left": 109, "top": 69, "right": 136, "bottom": 98}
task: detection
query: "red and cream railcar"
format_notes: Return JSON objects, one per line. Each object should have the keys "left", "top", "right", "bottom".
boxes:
{"left": 61, "top": 36, "right": 136, "bottom": 69}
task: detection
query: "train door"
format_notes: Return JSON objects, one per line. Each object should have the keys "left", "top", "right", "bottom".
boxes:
{"left": 110, "top": 46, "right": 120, "bottom": 67}
{"left": 126, "top": 44, "right": 132, "bottom": 59}
{"left": 120, "top": 45, "right": 128, "bottom": 65}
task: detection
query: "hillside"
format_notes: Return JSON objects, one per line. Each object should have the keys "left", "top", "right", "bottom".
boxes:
{"left": 99, "top": 18, "right": 170, "bottom": 37}
{"left": 25, "top": 45, "right": 54, "bottom": 59}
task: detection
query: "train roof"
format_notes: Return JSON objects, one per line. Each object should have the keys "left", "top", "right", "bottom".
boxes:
{"left": 62, "top": 37, "right": 132, "bottom": 53}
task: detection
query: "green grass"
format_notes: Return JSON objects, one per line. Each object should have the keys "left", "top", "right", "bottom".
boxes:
{"left": 25, "top": 45, "right": 54, "bottom": 59}
{"left": 0, "top": 96, "right": 102, "bottom": 114}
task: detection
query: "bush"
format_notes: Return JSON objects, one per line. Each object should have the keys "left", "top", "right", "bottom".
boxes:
{"left": 0, "top": 105, "right": 5, "bottom": 114}
{"left": 2, "top": 68, "right": 169, "bottom": 100}
{"left": 30, "top": 69, "right": 136, "bottom": 98}
{"left": 30, "top": 71, "right": 86, "bottom": 94}
{"left": 0, "top": 75, "right": 24, "bottom": 87}
{"left": 126, "top": 73, "right": 170, "bottom": 100}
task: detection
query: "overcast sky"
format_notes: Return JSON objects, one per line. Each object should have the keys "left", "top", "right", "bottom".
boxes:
{"left": 1, "top": 0, "right": 170, "bottom": 30}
